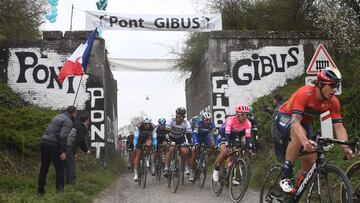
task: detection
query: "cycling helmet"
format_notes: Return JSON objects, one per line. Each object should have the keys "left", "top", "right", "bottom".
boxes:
{"left": 191, "top": 115, "right": 201, "bottom": 123}
{"left": 158, "top": 118, "right": 166, "bottom": 125}
{"left": 143, "top": 116, "right": 151, "bottom": 123}
{"left": 201, "top": 112, "right": 212, "bottom": 120}
{"left": 175, "top": 107, "right": 186, "bottom": 116}
{"left": 235, "top": 104, "right": 250, "bottom": 114}
{"left": 317, "top": 67, "right": 342, "bottom": 83}
{"left": 249, "top": 106, "right": 254, "bottom": 115}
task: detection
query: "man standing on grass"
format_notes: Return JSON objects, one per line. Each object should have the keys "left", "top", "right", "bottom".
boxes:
{"left": 37, "top": 106, "right": 77, "bottom": 196}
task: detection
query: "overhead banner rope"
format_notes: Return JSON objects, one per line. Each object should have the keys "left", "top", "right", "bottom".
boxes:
{"left": 86, "top": 10, "right": 222, "bottom": 32}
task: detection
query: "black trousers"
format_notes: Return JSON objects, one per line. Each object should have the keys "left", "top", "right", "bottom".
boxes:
{"left": 37, "top": 143, "right": 65, "bottom": 194}
{"left": 65, "top": 148, "right": 76, "bottom": 184}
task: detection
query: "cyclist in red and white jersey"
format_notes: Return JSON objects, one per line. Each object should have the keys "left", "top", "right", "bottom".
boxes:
{"left": 276, "top": 67, "right": 357, "bottom": 193}
{"left": 212, "top": 104, "right": 252, "bottom": 182}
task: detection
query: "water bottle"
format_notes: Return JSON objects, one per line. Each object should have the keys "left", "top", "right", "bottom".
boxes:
{"left": 295, "top": 172, "right": 306, "bottom": 189}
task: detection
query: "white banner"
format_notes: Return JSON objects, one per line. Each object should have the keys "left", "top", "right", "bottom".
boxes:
{"left": 85, "top": 10, "right": 222, "bottom": 32}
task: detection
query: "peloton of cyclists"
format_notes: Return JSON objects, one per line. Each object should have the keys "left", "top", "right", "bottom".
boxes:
{"left": 212, "top": 104, "right": 253, "bottom": 183}
{"left": 275, "top": 67, "right": 357, "bottom": 193}
{"left": 133, "top": 117, "right": 157, "bottom": 182}
{"left": 163, "top": 107, "right": 192, "bottom": 178}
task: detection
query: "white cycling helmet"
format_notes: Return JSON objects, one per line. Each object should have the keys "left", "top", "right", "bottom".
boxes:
{"left": 143, "top": 116, "right": 151, "bottom": 124}
{"left": 201, "top": 112, "right": 212, "bottom": 120}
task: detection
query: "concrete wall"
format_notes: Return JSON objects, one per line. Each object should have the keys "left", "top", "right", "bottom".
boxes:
{"left": 0, "top": 31, "right": 118, "bottom": 160}
{"left": 186, "top": 31, "right": 333, "bottom": 128}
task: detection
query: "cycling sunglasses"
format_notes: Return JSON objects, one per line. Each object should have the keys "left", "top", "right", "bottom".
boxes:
{"left": 237, "top": 113, "right": 248, "bottom": 117}
{"left": 327, "top": 82, "right": 340, "bottom": 89}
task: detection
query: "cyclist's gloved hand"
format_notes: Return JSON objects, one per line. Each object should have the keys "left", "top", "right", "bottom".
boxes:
{"left": 303, "top": 140, "right": 317, "bottom": 152}
{"left": 344, "top": 148, "right": 356, "bottom": 160}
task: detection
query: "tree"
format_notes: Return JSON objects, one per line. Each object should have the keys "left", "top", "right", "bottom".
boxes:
{"left": 312, "top": 0, "right": 360, "bottom": 53}
{"left": 118, "top": 112, "right": 147, "bottom": 136}
{"left": 0, "top": 0, "right": 47, "bottom": 40}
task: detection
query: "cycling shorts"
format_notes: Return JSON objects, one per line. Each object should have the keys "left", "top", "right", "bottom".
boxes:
{"left": 169, "top": 136, "right": 185, "bottom": 145}
{"left": 192, "top": 134, "right": 210, "bottom": 146}
{"left": 275, "top": 112, "right": 314, "bottom": 140}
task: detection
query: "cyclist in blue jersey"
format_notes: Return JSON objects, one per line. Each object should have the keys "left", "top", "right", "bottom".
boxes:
{"left": 133, "top": 117, "right": 157, "bottom": 182}
{"left": 189, "top": 112, "right": 218, "bottom": 182}
{"left": 190, "top": 115, "right": 201, "bottom": 131}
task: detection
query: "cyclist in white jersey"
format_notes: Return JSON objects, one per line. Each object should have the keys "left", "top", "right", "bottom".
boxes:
{"left": 163, "top": 107, "right": 192, "bottom": 177}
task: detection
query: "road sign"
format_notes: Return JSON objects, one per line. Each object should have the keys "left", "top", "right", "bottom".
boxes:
{"left": 306, "top": 44, "right": 337, "bottom": 75}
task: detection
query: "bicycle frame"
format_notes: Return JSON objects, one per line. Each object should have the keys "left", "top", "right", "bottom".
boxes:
{"left": 291, "top": 136, "right": 355, "bottom": 201}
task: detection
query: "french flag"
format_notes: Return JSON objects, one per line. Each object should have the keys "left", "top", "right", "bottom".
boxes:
{"left": 57, "top": 28, "right": 97, "bottom": 83}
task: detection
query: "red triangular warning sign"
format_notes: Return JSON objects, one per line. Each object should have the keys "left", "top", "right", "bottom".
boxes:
{"left": 306, "top": 44, "right": 337, "bottom": 75}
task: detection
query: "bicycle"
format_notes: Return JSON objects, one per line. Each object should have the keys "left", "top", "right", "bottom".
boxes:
{"left": 192, "top": 143, "right": 208, "bottom": 189}
{"left": 137, "top": 144, "right": 153, "bottom": 189}
{"left": 259, "top": 134, "right": 355, "bottom": 203}
{"left": 211, "top": 144, "right": 251, "bottom": 202}
{"left": 154, "top": 144, "right": 167, "bottom": 181}
{"left": 167, "top": 143, "right": 188, "bottom": 193}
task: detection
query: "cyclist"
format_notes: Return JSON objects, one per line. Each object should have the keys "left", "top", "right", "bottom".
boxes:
{"left": 212, "top": 104, "right": 252, "bottom": 182}
{"left": 163, "top": 107, "right": 192, "bottom": 178}
{"left": 276, "top": 67, "right": 357, "bottom": 193}
{"left": 189, "top": 111, "right": 218, "bottom": 182}
{"left": 126, "top": 133, "right": 135, "bottom": 170}
{"left": 133, "top": 117, "right": 157, "bottom": 182}
{"left": 190, "top": 115, "right": 201, "bottom": 131}
{"left": 150, "top": 117, "right": 169, "bottom": 176}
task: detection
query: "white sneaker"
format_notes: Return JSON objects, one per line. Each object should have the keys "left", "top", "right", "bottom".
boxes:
{"left": 134, "top": 169, "right": 139, "bottom": 182}
{"left": 213, "top": 169, "right": 219, "bottom": 182}
{"left": 279, "top": 179, "right": 295, "bottom": 193}
{"left": 185, "top": 165, "right": 190, "bottom": 176}
{"left": 189, "top": 170, "right": 194, "bottom": 182}
{"left": 151, "top": 164, "right": 155, "bottom": 176}
{"left": 232, "top": 177, "right": 240, "bottom": 185}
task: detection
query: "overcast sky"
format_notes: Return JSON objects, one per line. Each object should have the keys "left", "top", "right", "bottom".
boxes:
{"left": 41, "top": 0, "right": 204, "bottom": 128}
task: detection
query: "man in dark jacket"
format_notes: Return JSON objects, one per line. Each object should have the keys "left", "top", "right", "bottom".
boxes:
{"left": 65, "top": 113, "right": 91, "bottom": 185}
{"left": 37, "top": 106, "right": 77, "bottom": 195}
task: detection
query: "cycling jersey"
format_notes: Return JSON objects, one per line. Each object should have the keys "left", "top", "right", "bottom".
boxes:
{"left": 224, "top": 116, "right": 252, "bottom": 137}
{"left": 219, "top": 115, "right": 252, "bottom": 146}
{"left": 156, "top": 125, "right": 168, "bottom": 144}
{"left": 133, "top": 122, "right": 157, "bottom": 148}
{"left": 192, "top": 120, "right": 218, "bottom": 146}
{"left": 279, "top": 85, "right": 342, "bottom": 124}
{"left": 166, "top": 118, "right": 192, "bottom": 144}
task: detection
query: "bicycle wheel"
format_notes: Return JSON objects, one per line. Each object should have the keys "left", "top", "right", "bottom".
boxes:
{"left": 212, "top": 162, "right": 225, "bottom": 196}
{"left": 307, "top": 164, "right": 353, "bottom": 203}
{"left": 138, "top": 158, "right": 143, "bottom": 186}
{"left": 344, "top": 161, "right": 360, "bottom": 203}
{"left": 259, "top": 163, "right": 285, "bottom": 203}
{"left": 170, "top": 152, "right": 181, "bottom": 193}
{"left": 141, "top": 155, "right": 148, "bottom": 189}
{"left": 198, "top": 155, "right": 208, "bottom": 189}
{"left": 229, "top": 158, "right": 250, "bottom": 202}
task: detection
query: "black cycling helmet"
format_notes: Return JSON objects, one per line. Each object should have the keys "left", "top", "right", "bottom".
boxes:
{"left": 175, "top": 107, "right": 186, "bottom": 116}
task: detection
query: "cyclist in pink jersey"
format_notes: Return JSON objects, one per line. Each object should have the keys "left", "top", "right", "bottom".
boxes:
{"left": 212, "top": 104, "right": 252, "bottom": 182}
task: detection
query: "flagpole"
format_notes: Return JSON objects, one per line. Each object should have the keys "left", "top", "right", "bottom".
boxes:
{"left": 70, "top": 4, "right": 74, "bottom": 31}
{"left": 72, "top": 75, "right": 83, "bottom": 106}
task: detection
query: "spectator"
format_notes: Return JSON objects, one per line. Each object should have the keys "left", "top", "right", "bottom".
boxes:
{"left": 37, "top": 106, "right": 77, "bottom": 196}
{"left": 65, "top": 112, "right": 91, "bottom": 185}
{"left": 264, "top": 94, "right": 286, "bottom": 162}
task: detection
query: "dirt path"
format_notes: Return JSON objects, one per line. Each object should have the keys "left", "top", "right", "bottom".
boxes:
{"left": 93, "top": 170, "right": 260, "bottom": 203}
